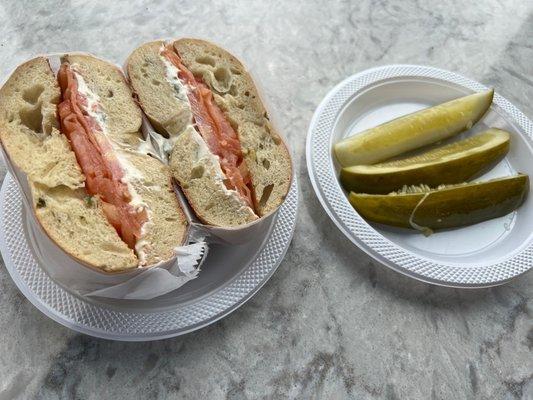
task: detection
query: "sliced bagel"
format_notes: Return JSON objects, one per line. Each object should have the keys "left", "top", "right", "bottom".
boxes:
{"left": 127, "top": 41, "right": 256, "bottom": 226}
{"left": 126, "top": 39, "right": 292, "bottom": 226}
{"left": 0, "top": 57, "right": 137, "bottom": 271}
{"left": 0, "top": 56, "right": 189, "bottom": 272}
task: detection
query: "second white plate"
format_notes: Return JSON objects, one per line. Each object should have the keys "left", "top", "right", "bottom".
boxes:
{"left": 306, "top": 64, "right": 533, "bottom": 287}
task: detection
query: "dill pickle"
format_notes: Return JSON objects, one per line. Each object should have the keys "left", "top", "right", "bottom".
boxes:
{"left": 348, "top": 174, "right": 529, "bottom": 230}
{"left": 340, "top": 129, "right": 510, "bottom": 194}
{"left": 334, "top": 89, "right": 494, "bottom": 166}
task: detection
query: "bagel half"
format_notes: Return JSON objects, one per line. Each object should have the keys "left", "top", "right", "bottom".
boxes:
{"left": 0, "top": 56, "right": 188, "bottom": 272}
{"left": 126, "top": 39, "right": 292, "bottom": 227}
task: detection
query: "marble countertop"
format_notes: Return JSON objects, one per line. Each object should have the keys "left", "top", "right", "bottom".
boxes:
{"left": 1, "top": 0, "right": 532, "bottom": 399}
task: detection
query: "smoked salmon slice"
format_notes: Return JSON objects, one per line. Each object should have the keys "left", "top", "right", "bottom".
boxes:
{"left": 57, "top": 64, "right": 147, "bottom": 249}
{"left": 161, "top": 47, "right": 254, "bottom": 210}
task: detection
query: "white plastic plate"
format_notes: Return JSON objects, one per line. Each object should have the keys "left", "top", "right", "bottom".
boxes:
{"left": 306, "top": 64, "right": 533, "bottom": 288}
{"left": 0, "top": 174, "right": 298, "bottom": 340}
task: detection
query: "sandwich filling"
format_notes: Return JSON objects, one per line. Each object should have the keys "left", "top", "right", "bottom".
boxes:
{"left": 161, "top": 46, "right": 255, "bottom": 211}
{"left": 57, "top": 63, "right": 148, "bottom": 252}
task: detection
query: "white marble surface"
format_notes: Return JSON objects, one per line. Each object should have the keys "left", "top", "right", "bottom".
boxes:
{"left": 0, "top": 0, "right": 532, "bottom": 399}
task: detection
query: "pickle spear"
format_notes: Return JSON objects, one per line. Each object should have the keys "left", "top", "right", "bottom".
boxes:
{"left": 349, "top": 174, "right": 529, "bottom": 231}
{"left": 334, "top": 89, "right": 494, "bottom": 166}
{"left": 340, "top": 128, "right": 510, "bottom": 194}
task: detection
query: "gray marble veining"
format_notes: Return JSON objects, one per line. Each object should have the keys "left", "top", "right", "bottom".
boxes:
{"left": 0, "top": 0, "right": 532, "bottom": 399}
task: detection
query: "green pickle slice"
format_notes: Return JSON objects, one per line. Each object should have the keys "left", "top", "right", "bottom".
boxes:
{"left": 349, "top": 174, "right": 529, "bottom": 232}
{"left": 334, "top": 89, "right": 494, "bottom": 166}
{"left": 340, "top": 129, "right": 510, "bottom": 194}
